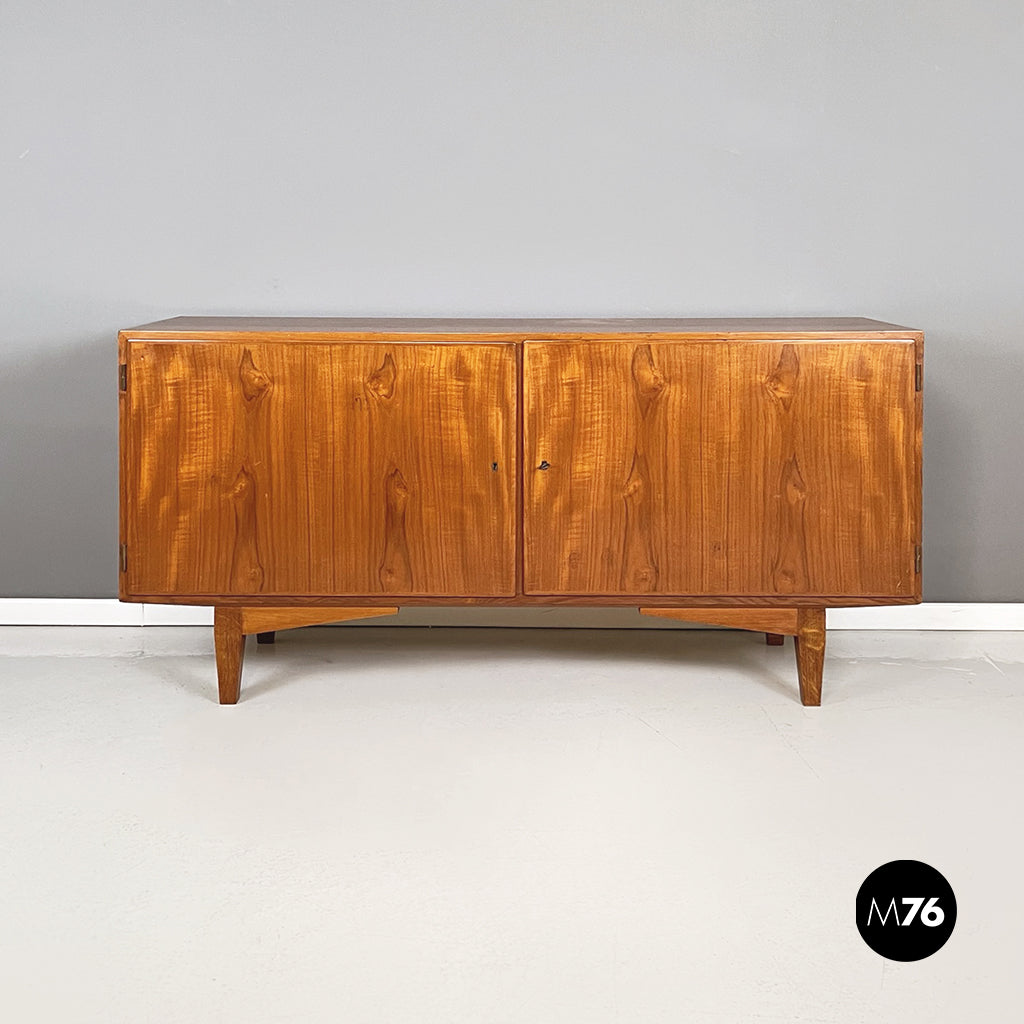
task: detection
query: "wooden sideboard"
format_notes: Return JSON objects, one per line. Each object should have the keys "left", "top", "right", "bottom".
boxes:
{"left": 118, "top": 317, "right": 923, "bottom": 705}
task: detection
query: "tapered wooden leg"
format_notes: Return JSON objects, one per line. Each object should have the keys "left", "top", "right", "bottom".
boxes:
{"left": 256, "top": 631, "right": 276, "bottom": 645}
{"left": 794, "top": 608, "right": 826, "bottom": 706}
{"left": 214, "top": 607, "right": 245, "bottom": 705}
{"left": 765, "top": 632, "right": 785, "bottom": 646}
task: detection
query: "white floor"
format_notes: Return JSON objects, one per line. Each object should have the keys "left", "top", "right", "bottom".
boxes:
{"left": 1, "top": 626, "right": 1022, "bottom": 1023}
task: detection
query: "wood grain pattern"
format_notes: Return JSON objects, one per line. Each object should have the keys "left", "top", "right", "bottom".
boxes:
{"left": 795, "top": 608, "right": 826, "bottom": 706}
{"left": 123, "top": 342, "right": 516, "bottom": 597}
{"left": 239, "top": 606, "right": 398, "bottom": 634}
{"left": 619, "top": 346, "right": 667, "bottom": 591}
{"left": 639, "top": 607, "right": 801, "bottom": 634}
{"left": 213, "top": 607, "right": 245, "bottom": 705}
{"left": 380, "top": 468, "right": 413, "bottom": 592}
{"left": 524, "top": 340, "right": 917, "bottom": 598}
{"left": 228, "top": 464, "right": 264, "bottom": 592}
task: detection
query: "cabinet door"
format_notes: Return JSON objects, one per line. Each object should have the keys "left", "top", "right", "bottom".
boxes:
{"left": 122, "top": 342, "right": 516, "bottom": 597}
{"left": 523, "top": 340, "right": 919, "bottom": 597}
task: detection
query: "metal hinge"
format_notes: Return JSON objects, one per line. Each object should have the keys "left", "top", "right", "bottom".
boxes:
{"left": 915, "top": 363, "right": 923, "bottom": 392}
{"left": 914, "top": 544, "right": 922, "bottom": 574}
{"left": 119, "top": 363, "right": 127, "bottom": 392}
{"left": 119, "top": 544, "right": 128, "bottom": 573}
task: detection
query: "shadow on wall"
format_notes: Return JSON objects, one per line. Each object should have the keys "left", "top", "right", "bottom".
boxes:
{"left": 920, "top": 332, "right": 1024, "bottom": 602}
{"left": 0, "top": 310, "right": 133, "bottom": 598}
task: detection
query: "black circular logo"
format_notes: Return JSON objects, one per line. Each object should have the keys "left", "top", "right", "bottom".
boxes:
{"left": 856, "top": 860, "right": 956, "bottom": 961}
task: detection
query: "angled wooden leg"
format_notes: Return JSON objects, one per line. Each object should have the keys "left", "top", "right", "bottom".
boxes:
{"left": 794, "top": 608, "right": 826, "bottom": 706}
{"left": 214, "top": 607, "right": 245, "bottom": 705}
{"left": 212, "top": 606, "right": 399, "bottom": 706}
{"left": 765, "top": 632, "right": 785, "bottom": 646}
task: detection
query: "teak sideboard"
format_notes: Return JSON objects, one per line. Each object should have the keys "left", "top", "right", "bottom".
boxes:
{"left": 117, "top": 317, "right": 923, "bottom": 705}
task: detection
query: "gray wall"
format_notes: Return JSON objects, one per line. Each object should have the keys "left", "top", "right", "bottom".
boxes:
{"left": 1, "top": 1, "right": 1021, "bottom": 601}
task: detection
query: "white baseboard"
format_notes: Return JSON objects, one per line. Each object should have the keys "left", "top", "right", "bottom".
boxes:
{"left": 0, "top": 599, "right": 1020, "bottom": 630}
{"left": 0, "top": 599, "right": 145, "bottom": 626}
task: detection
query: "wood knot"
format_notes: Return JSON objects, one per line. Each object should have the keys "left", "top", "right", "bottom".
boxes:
{"left": 631, "top": 567, "right": 657, "bottom": 588}
{"left": 782, "top": 455, "right": 807, "bottom": 505}
{"left": 228, "top": 465, "right": 256, "bottom": 502}
{"left": 367, "top": 353, "right": 397, "bottom": 400}
{"left": 801, "top": 625, "right": 826, "bottom": 647}
{"left": 622, "top": 475, "right": 644, "bottom": 500}
{"left": 631, "top": 345, "right": 667, "bottom": 418}
{"left": 385, "top": 467, "right": 409, "bottom": 505}
{"left": 764, "top": 345, "right": 800, "bottom": 410}
{"left": 622, "top": 457, "right": 647, "bottom": 500}
{"left": 239, "top": 349, "right": 272, "bottom": 403}
{"left": 380, "top": 466, "right": 412, "bottom": 591}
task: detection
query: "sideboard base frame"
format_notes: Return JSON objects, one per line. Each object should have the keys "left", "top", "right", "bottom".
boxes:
{"left": 214, "top": 605, "right": 398, "bottom": 704}
{"left": 212, "top": 603, "right": 827, "bottom": 707}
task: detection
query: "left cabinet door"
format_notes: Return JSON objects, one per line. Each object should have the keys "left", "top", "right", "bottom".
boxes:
{"left": 120, "top": 341, "right": 517, "bottom": 597}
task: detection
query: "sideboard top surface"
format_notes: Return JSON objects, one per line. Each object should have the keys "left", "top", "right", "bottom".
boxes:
{"left": 121, "top": 316, "right": 922, "bottom": 341}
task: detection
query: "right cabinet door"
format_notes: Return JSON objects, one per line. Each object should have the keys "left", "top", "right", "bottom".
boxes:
{"left": 523, "top": 339, "right": 920, "bottom": 598}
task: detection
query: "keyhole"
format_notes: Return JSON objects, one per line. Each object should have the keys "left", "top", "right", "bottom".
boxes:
{"left": 491, "top": 462, "right": 498, "bottom": 472}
